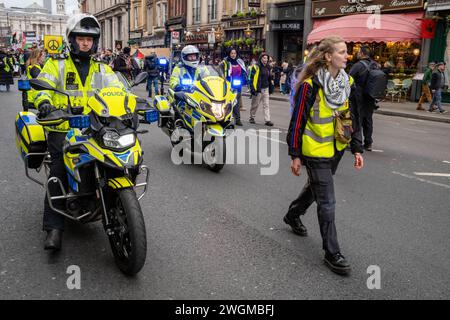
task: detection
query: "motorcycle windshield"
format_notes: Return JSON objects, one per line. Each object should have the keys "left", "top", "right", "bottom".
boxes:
{"left": 194, "top": 65, "right": 224, "bottom": 80}
{"left": 91, "top": 71, "right": 125, "bottom": 91}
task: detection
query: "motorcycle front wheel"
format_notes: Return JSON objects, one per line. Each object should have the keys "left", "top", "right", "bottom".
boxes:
{"left": 204, "top": 138, "right": 226, "bottom": 173}
{"left": 108, "top": 188, "right": 147, "bottom": 276}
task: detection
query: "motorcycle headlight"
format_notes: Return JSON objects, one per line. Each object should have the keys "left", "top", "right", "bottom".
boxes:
{"left": 103, "top": 132, "right": 135, "bottom": 150}
{"left": 211, "top": 102, "right": 224, "bottom": 119}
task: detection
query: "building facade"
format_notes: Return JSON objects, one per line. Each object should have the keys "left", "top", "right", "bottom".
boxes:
{"left": 166, "top": 0, "right": 186, "bottom": 58}
{"left": 80, "top": 0, "right": 130, "bottom": 52}
{"left": 0, "top": 1, "right": 68, "bottom": 40}
{"left": 220, "top": 0, "right": 268, "bottom": 63}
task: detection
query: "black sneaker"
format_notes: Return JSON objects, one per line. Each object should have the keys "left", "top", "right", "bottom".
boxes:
{"left": 440, "top": 110, "right": 447, "bottom": 114}
{"left": 364, "top": 144, "right": 372, "bottom": 151}
{"left": 283, "top": 214, "right": 307, "bottom": 236}
{"left": 324, "top": 252, "right": 351, "bottom": 275}
{"left": 265, "top": 121, "right": 274, "bottom": 127}
{"left": 249, "top": 118, "right": 255, "bottom": 124}
{"left": 235, "top": 119, "right": 243, "bottom": 126}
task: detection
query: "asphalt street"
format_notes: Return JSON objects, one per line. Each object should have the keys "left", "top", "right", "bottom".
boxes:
{"left": 0, "top": 83, "right": 449, "bottom": 300}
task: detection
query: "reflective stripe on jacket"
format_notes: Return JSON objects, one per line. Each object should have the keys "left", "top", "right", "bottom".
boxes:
{"left": 287, "top": 75, "right": 363, "bottom": 159}
{"left": 34, "top": 56, "right": 123, "bottom": 132}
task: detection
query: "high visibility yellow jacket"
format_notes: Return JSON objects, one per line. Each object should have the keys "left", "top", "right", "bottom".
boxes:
{"left": 169, "top": 64, "right": 197, "bottom": 91}
{"left": 26, "top": 64, "right": 42, "bottom": 104}
{"left": 34, "top": 55, "right": 123, "bottom": 132}
{"left": 287, "top": 75, "right": 363, "bottom": 159}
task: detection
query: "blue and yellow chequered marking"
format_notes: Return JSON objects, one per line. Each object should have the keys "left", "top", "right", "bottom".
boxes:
{"left": 15, "top": 112, "right": 46, "bottom": 159}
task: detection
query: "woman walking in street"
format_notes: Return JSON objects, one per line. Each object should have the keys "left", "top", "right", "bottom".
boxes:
{"left": 285, "top": 36, "right": 364, "bottom": 276}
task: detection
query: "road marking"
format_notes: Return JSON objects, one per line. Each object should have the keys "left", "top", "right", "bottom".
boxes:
{"left": 414, "top": 172, "right": 450, "bottom": 178}
{"left": 392, "top": 171, "right": 450, "bottom": 189}
{"left": 371, "top": 149, "right": 384, "bottom": 153}
{"left": 245, "top": 130, "right": 287, "bottom": 145}
{"left": 443, "top": 161, "right": 450, "bottom": 164}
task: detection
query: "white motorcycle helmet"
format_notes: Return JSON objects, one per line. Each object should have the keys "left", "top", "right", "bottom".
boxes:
{"left": 181, "top": 45, "right": 200, "bottom": 69}
{"left": 66, "top": 14, "right": 101, "bottom": 57}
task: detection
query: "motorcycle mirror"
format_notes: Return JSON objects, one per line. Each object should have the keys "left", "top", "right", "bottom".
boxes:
{"left": 132, "top": 72, "right": 149, "bottom": 87}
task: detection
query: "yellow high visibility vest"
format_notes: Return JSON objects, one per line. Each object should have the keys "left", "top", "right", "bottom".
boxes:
{"left": 301, "top": 77, "right": 354, "bottom": 158}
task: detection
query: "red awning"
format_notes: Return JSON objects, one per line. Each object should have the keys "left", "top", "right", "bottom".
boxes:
{"left": 308, "top": 13, "right": 422, "bottom": 44}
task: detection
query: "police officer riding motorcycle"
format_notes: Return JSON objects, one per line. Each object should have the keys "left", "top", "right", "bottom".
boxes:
{"left": 34, "top": 14, "right": 123, "bottom": 251}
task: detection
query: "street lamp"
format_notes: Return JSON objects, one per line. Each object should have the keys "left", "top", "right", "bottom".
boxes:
{"left": 244, "top": 24, "right": 253, "bottom": 38}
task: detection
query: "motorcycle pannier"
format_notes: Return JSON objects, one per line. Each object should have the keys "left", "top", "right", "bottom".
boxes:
{"left": 15, "top": 112, "right": 47, "bottom": 169}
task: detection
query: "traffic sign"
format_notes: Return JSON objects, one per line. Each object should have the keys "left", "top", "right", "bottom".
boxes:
{"left": 44, "top": 35, "right": 63, "bottom": 54}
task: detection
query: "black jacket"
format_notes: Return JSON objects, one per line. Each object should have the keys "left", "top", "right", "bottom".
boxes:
{"left": 349, "top": 58, "right": 377, "bottom": 111}
{"left": 286, "top": 75, "right": 363, "bottom": 162}
{"left": 430, "top": 70, "right": 445, "bottom": 90}
{"left": 144, "top": 55, "right": 159, "bottom": 78}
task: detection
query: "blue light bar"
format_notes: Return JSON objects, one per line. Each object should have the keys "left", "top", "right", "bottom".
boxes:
{"left": 181, "top": 78, "right": 193, "bottom": 86}
{"left": 18, "top": 79, "right": 31, "bottom": 91}
{"left": 145, "top": 109, "right": 159, "bottom": 123}
{"left": 232, "top": 79, "right": 242, "bottom": 87}
{"left": 69, "top": 115, "right": 91, "bottom": 129}
{"left": 159, "top": 58, "right": 168, "bottom": 65}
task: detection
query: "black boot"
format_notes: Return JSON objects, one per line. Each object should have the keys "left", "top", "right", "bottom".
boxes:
{"left": 235, "top": 119, "right": 243, "bottom": 126}
{"left": 44, "top": 229, "right": 63, "bottom": 251}
{"left": 283, "top": 213, "right": 307, "bottom": 236}
{"left": 324, "top": 252, "right": 351, "bottom": 275}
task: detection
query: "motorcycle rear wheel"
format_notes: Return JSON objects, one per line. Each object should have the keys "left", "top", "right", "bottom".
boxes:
{"left": 108, "top": 188, "right": 147, "bottom": 276}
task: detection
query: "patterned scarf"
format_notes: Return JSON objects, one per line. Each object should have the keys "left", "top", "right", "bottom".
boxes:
{"left": 317, "top": 68, "right": 351, "bottom": 109}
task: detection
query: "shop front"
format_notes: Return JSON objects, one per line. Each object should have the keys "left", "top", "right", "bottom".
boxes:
{"left": 427, "top": 0, "right": 450, "bottom": 102}
{"left": 267, "top": 1, "right": 305, "bottom": 66}
{"left": 309, "top": 0, "right": 425, "bottom": 83}
{"left": 165, "top": 17, "right": 186, "bottom": 62}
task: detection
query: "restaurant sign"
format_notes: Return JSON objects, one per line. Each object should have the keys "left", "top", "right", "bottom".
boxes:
{"left": 312, "top": 0, "right": 424, "bottom": 18}
{"left": 185, "top": 32, "right": 209, "bottom": 44}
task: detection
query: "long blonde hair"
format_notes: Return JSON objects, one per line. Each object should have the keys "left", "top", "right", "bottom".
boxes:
{"left": 295, "top": 36, "right": 346, "bottom": 102}
{"left": 26, "top": 49, "right": 44, "bottom": 69}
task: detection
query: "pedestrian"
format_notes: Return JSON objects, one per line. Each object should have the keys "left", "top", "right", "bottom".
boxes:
{"left": 144, "top": 51, "right": 159, "bottom": 98}
{"left": 112, "top": 46, "right": 136, "bottom": 81}
{"left": 417, "top": 61, "right": 436, "bottom": 110}
{"left": 349, "top": 45, "right": 378, "bottom": 151}
{"left": 428, "top": 62, "right": 447, "bottom": 114}
{"left": 248, "top": 52, "right": 274, "bottom": 126}
{"left": 280, "top": 60, "right": 289, "bottom": 94}
{"left": 285, "top": 35, "right": 364, "bottom": 276}
{"left": 0, "top": 48, "right": 14, "bottom": 92}
{"left": 219, "top": 47, "right": 247, "bottom": 126}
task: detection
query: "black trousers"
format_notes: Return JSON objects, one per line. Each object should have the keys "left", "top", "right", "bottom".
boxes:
{"left": 361, "top": 108, "right": 374, "bottom": 147}
{"left": 233, "top": 91, "right": 242, "bottom": 121}
{"left": 287, "top": 152, "right": 344, "bottom": 255}
{"left": 43, "top": 132, "right": 67, "bottom": 231}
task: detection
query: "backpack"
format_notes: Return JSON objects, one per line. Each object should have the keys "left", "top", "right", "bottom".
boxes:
{"left": 147, "top": 58, "right": 156, "bottom": 71}
{"left": 361, "top": 60, "right": 387, "bottom": 100}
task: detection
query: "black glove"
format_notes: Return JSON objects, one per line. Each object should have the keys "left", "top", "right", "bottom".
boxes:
{"left": 38, "top": 102, "right": 55, "bottom": 118}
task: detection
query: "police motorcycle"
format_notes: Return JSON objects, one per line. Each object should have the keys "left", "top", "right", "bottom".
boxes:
{"left": 15, "top": 72, "right": 159, "bottom": 275}
{"left": 153, "top": 65, "right": 240, "bottom": 172}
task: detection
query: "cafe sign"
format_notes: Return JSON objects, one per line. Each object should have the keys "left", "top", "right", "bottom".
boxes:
{"left": 312, "top": 0, "right": 424, "bottom": 18}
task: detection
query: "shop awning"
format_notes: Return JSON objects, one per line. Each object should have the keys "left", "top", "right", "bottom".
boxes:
{"left": 307, "top": 13, "right": 422, "bottom": 44}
